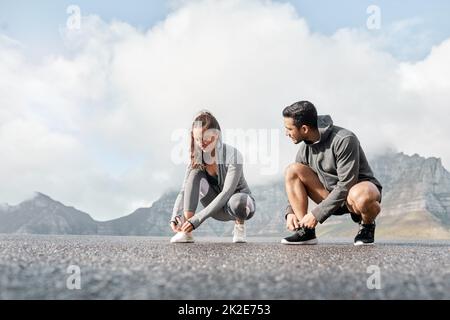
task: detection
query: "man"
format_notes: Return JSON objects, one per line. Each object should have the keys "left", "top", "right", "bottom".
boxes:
{"left": 281, "top": 101, "right": 382, "bottom": 246}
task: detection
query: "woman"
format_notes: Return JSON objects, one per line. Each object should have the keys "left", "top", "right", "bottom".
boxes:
{"left": 170, "top": 110, "right": 256, "bottom": 243}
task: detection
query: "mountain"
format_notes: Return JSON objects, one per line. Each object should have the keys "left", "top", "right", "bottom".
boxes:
{"left": 373, "top": 152, "right": 450, "bottom": 222}
{"left": 363, "top": 152, "right": 450, "bottom": 239}
{"left": 0, "top": 193, "right": 98, "bottom": 234}
{"left": 96, "top": 193, "right": 229, "bottom": 237}
{"left": 1, "top": 152, "right": 449, "bottom": 239}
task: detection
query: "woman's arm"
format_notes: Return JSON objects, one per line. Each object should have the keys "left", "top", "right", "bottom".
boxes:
{"left": 188, "top": 162, "right": 242, "bottom": 229}
{"left": 170, "top": 165, "right": 191, "bottom": 223}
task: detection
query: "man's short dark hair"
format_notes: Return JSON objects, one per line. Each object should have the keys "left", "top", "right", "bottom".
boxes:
{"left": 282, "top": 101, "right": 318, "bottom": 129}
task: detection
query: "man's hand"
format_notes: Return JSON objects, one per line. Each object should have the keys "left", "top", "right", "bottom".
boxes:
{"left": 180, "top": 221, "right": 194, "bottom": 233}
{"left": 299, "top": 212, "right": 318, "bottom": 229}
{"left": 286, "top": 213, "right": 300, "bottom": 231}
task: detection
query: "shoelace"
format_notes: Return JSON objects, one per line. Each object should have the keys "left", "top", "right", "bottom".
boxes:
{"left": 296, "top": 227, "right": 306, "bottom": 237}
{"left": 357, "top": 224, "right": 374, "bottom": 236}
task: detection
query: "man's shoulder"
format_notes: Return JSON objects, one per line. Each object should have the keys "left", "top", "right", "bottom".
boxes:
{"left": 330, "top": 125, "right": 357, "bottom": 142}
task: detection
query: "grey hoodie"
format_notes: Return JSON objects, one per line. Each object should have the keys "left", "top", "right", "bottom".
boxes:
{"left": 286, "top": 115, "right": 382, "bottom": 223}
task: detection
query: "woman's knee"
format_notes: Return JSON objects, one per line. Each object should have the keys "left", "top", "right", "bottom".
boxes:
{"left": 226, "top": 193, "right": 255, "bottom": 220}
{"left": 199, "top": 178, "right": 209, "bottom": 198}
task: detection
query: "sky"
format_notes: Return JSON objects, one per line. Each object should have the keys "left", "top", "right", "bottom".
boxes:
{"left": 1, "top": 0, "right": 450, "bottom": 220}
{"left": 2, "top": 0, "right": 450, "bottom": 60}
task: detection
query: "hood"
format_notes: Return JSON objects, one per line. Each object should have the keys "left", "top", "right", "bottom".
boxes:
{"left": 311, "top": 115, "right": 334, "bottom": 145}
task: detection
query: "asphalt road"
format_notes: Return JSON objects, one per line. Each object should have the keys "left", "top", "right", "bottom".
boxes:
{"left": 0, "top": 234, "right": 448, "bottom": 299}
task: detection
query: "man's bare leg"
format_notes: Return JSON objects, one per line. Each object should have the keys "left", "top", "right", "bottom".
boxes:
{"left": 282, "top": 163, "right": 328, "bottom": 244}
{"left": 285, "top": 163, "right": 329, "bottom": 222}
{"left": 346, "top": 181, "right": 381, "bottom": 224}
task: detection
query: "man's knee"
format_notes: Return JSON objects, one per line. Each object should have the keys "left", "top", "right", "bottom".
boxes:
{"left": 347, "top": 183, "right": 380, "bottom": 214}
{"left": 285, "top": 163, "right": 310, "bottom": 181}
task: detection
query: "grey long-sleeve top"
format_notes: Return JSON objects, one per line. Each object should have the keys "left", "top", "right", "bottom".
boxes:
{"left": 171, "top": 143, "right": 252, "bottom": 229}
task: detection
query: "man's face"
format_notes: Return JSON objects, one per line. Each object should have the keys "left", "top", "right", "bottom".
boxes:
{"left": 284, "top": 117, "right": 304, "bottom": 144}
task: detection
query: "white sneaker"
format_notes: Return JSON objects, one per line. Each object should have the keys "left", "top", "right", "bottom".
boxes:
{"left": 232, "top": 223, "right": 246, "bottom": 243}
{"left": 170, "top": 232, "right": 194, "bottom": 243}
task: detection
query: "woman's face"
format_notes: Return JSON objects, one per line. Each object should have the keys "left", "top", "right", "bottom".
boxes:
{"left": 193, "top": 127, "right": 219, "bottom": 154}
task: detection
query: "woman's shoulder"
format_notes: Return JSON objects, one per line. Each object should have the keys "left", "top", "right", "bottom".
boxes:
{"left": 221, "top": 143, "right": 244, "bottom": 165}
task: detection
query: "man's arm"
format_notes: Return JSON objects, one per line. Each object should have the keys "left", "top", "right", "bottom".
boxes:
{"left": 311, "top": 135, "right": 360, "bottom": 223}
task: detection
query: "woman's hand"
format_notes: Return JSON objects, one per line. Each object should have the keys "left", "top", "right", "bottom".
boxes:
{"left": 170, "top": 221, "right": 181, "bottom": 233}
{"left": 180, "top": 221, "right": 194, "bottom": 233}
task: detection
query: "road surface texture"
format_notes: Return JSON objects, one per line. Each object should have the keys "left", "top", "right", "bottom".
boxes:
{"left": 0, "top": 234, "right": 448, "bottom": 299}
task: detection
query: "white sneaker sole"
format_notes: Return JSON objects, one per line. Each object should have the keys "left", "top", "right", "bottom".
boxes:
{"left": 354, "top": 241, "right": 375, "bottom": 246}
{"left": 280, "top": 238, "right": 318, "bottom": 245}
{"left": 170, "top": 234, "right": 195, "bottom": 243}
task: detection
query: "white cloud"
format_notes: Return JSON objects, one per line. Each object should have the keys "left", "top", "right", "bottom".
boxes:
{"left": 0, "top": 0, "right": 449, "bottom": 220}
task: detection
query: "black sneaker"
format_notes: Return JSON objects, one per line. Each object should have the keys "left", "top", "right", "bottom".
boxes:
{"left": 354, "top": 222, "right": 376, "bottom": 246}
{"left": 281, "top": 227, "right": 318, "bottom": 245}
